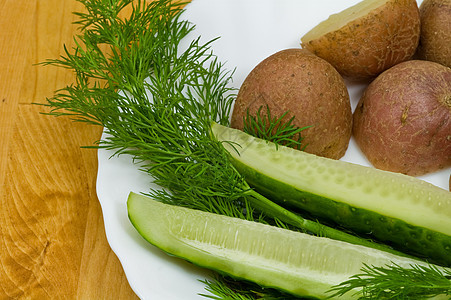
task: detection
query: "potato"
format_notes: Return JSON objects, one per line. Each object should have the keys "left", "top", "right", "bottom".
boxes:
{"left": 415, "top": 0, "right": 451, "bottom": 68}
{"left": 301, "top": 0, "right": 420, "bottom": 80}
{"left": 353, "top": 60, "right": 451, "bottom": 176}
{"left": 231, "top": 48, "right": 352, "bottom": 159}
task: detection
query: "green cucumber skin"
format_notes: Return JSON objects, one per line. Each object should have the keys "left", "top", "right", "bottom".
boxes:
{"left": 232, "top": 158, "right": 451, "bottom": 267}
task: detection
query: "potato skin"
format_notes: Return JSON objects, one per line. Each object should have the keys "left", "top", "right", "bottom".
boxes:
{"left": 301, "top": 0, "right": 420, "bottom": 80}
{"left": 415, "top": 0, "right": 451, "bottom": 68}
{"left": 353, "top": 60, "right": 451, "bottom": 176}
{"left": 231, "top": 49, "right": 352, "bottom": 159}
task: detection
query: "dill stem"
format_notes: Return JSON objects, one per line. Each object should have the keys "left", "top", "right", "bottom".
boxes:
{"left": 244, "top": 188, "right": 410, "bottom": 258}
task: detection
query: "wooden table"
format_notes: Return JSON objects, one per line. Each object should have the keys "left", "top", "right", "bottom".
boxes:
{"left": 0, "top": 1, "right": 139, "bottom": 298}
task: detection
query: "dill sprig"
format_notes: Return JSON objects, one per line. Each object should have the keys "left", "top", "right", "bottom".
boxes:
{"left": 43, "top": 0, "right": 250, "bottom": 217}
{"left": 200, "top": 275, "right": 304, "bottom": 300}
{"left": 328, "top": 263, "right": 451, "bottom": 299}
{"left": 243, "top": 105, "right": 310, "bottom": 150}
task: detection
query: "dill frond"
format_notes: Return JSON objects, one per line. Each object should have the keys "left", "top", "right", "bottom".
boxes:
{"left": 243, "top": 105, "right": 311, "bottom": 150}
{"left": 328, "top": 263, "right": 451, "bottom": 299}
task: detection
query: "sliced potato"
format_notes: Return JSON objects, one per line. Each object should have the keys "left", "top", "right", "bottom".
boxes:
{"left": 301, "top": 0, "right": 420, "bottom": 80}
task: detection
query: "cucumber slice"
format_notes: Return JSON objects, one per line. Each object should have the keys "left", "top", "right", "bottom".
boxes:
{"left": 127, "top": 192, "right": 434, "bottom": 299}
{"left": 211, "top": 123, "right": 451, "bottom": 267}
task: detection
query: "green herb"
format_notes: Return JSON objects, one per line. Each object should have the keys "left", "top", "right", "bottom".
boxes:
{"left": 41, "top": 0, "right": 449, "bottom": 299}
{"left": 243, "top": 105, "right": 310, "bottom": 150}
{"left": 328, "top": 263, "right": 451, "bottom": 299}
{"left": 43, "top": 0, "right": 250, "bottom": 218}
{"left": 200, "top": 275, "right": 304, "bottom": 300}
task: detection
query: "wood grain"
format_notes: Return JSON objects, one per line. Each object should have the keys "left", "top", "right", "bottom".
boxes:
{"left": 0, "top": 0, "right": 138, "bottom": 298}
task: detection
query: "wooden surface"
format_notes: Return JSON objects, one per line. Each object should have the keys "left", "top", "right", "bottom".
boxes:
{"left": 0, "top": 1, "right": 139, "bottom": 298}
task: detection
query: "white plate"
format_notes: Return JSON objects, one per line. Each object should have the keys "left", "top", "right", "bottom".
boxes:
{"left": 96, "top": 0, "right": 449, "bottom": 299}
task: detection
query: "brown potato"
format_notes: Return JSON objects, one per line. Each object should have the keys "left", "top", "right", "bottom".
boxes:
{"left": 415, "top": 0, "right": 451, "bottom": 68}
{"left": 231, "top": 48, "right": 352, "bottom": 159}
{"left": 301, "top": 0, "right": 420, "bottom": 80}
{"left": 353, "top": 60, "right": 451, "bottom": 176}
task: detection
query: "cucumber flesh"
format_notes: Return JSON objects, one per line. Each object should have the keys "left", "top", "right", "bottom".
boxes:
{"left": 211, "top": 123, "right": 451, "bottom": 266}
{"left": 127, "top": 192, "right": 434, "bottom": 299}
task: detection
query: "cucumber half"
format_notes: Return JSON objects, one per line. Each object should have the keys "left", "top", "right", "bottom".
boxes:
{"left": 127, "top": 192, "right": 434, "bottom": 299}
{"left": 211, "top": 123, "right": 451, "bottom": 267}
